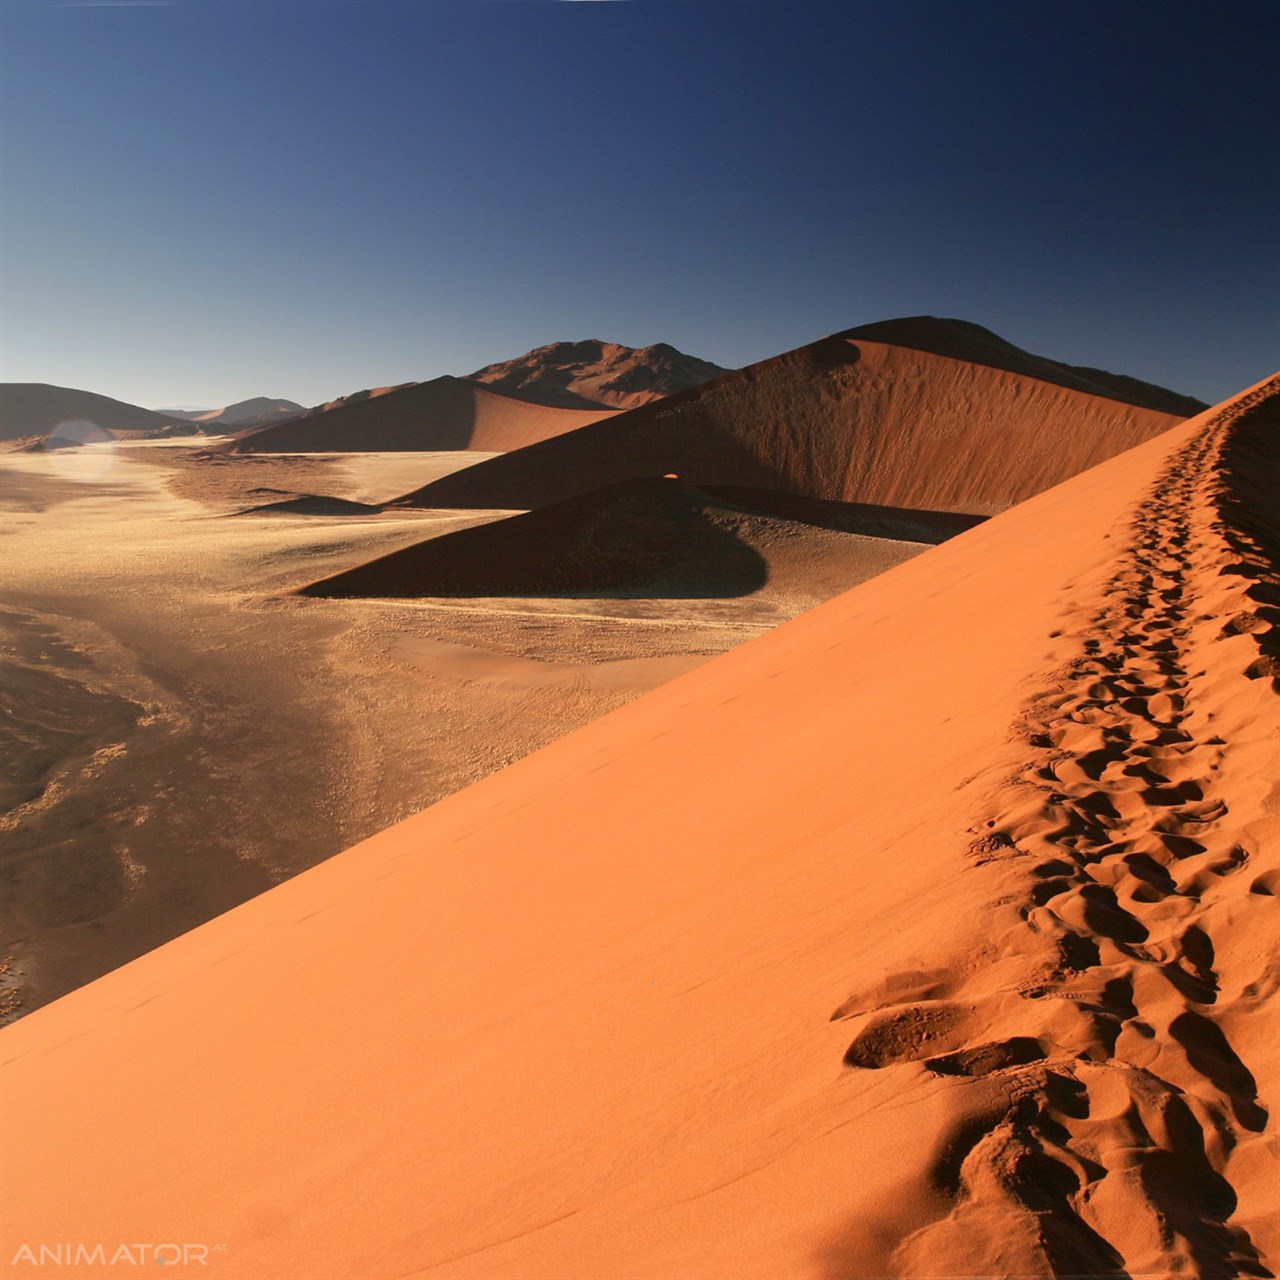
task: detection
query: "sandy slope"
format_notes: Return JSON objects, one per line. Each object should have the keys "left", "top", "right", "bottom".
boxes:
{"left": 226, "top": 376, "right": 616, "bottom": 453}
{"left": 3, "top": 444, "right": 890, "bottom": 1020}
{"left": 397, "top": 321, "right": 1192, "bottom": 513}
{"left": 0, "top": 376, "right": 1275, "bottom": 1278}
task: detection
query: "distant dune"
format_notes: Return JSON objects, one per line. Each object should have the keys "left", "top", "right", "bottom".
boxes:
{"left": 470, "top": 339, "right": 731, "bottom": 409}
{"left": 0, "top": 383, "right": 192, "bottom": 441}
{"left": 300, "top": 477, "right": 945, "bottom": 601}
{"left": 396, "top": 318, "right": 1199, "bottom": 513}
{"left": 169, "top": 397, "right": 305, "bottom": 428}
{"left": 226, "top": 376, "right": 616, "bottom": 453}
{"left": 3, "top": 374, "right": 1273, "bottom": 1278}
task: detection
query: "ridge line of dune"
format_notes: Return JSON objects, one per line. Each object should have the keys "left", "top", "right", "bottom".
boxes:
{"left": 833, "top": 377, "right": 1279, "bottom": 1276}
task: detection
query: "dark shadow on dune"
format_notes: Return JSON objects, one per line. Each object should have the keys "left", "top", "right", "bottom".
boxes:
{"left": 702, "top": 486, "right": 986, "bottom": 544}
{"left": 390, "top": 403, "right": 808, "bottom": 511}
{"left": 234, "top": 492, "right": 384, "bottom": 517}
{"left": 1214, "top": 381, "right": 1280, "bottom": 676}
{"left": 299, "top": 478, "right": 772, "bottom": 600}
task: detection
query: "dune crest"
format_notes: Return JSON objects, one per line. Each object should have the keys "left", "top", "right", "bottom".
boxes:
{"left": 396, "top": 320, "right": 1197, "bottom": 513}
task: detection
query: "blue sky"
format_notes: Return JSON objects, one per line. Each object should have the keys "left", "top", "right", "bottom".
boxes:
{"left": 1, "top": 0, "right": 1275, "bottom": 409}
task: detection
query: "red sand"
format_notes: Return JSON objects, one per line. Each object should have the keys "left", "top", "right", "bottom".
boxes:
{"left": 1, "top": 376, "right": 1275, "bottom": 1278}
{"left": 396, "top": 321, "right": 1193, "bottom": 513}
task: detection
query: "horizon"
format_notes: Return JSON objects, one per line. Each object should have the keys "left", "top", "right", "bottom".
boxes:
{"left": 1, "top": 0, "right": 1276, "bottom": 409}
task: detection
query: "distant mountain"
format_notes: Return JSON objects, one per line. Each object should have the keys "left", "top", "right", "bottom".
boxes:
{"left": 395, "top": 317, "right": 1202, "bottom": 515}
{"left": 0, "top": 384, "right": 194, "bottom": 441}
{"left": 158, "top": 398, "right": 305, "bottom": 429}
{"left": 469, "top": 340, "right": 731, "bottom": 410}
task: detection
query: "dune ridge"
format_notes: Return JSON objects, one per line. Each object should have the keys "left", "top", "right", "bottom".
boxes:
{"left": 225, "top": 375, "right": 616, "bottom": 453}
{"left": 0, "top": 376, "right": 1274, "bottom": 1279}
{"left": 394, "top": 321, "right": 1193, "bottom": 513}
{"left": 842, "top": 377, "right": 1279, "bottom": 1276}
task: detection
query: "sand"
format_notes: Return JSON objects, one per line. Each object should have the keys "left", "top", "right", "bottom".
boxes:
{"left": 226, "top": 376, "right": 618, "bottom": 454}
{"left": 2, "top": 375, "right": 1273, "bottom": 1276}
{"left": 0, "top": 442, "right": 921, "bottom": 1020}
{"left": 395, "top": 322, "right": 1194, "bottom": 514}
{"left": 301, "top": 476, "right": 936, "bottom": 602}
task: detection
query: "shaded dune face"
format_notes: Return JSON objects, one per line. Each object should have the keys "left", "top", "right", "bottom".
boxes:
{"left": 299, "top": 479, "right": 982, "bottom": 601}
{"left": 225, "top": 376, "right": 615, "bottom": 454}
{"left": 397, "top": 323, "right": 1194, "bottom": 513}
{"left": 301, "top": 479, "right": 772, "bottom": 599}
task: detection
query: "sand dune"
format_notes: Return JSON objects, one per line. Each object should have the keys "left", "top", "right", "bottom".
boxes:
{"left": 226, "top": 375, "right": 616, "bottom": 454}
{"left": 2, "top": 374, "right": 1273, "bottom": 1277}
{"left": 395, "top": 318, "right": 1196, "bottom": 513}
{"left": 172, "top": 397, "right": 305, "bottom": 428}
{"left": 300, "top": 477, "right": 943, "bottom": 602}
{"left": 840, "top": 317, "right": 1208, "bottom": 416}
{"left": 470, "top": 339, "right": 730, "bottom": 409}
{"left": 235, "top": 488, "right": 383, "bottom": 517}
{"left": 0, "top": 383, "right": 191, "bottom": 441}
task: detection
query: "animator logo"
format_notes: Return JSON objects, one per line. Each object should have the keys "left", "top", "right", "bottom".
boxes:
{"left": 10, "top": 1243, "right": 219, "bottom": 1267}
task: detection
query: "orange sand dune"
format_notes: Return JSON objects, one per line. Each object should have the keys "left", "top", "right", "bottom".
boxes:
{"left": 395, "top": 319, "right": 1197, "bottom": 513}
{"left": 226, "top": 375, "right": 616, "bottom": 453}
{"left": 1, "top": 376, "right": 1275, "bottom": 1279}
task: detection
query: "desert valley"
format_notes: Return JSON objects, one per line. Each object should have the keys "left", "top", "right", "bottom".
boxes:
{"left": 0, "top": 316, "right": 1276, "bottom": 1276}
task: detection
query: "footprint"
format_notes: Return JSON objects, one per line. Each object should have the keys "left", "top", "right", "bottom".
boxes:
{"left": 843, "top": 1001, "right": 973, "bottom": 1069}
{"left": 924, "top": 1037, "right": 1048, "bottom": 1077}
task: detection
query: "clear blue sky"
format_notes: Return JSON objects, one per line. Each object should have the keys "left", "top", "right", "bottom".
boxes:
{"left": 1, "top": 0, "right": 1275, "bottom": 409}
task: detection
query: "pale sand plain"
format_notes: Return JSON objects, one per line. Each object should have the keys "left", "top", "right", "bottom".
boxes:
{"left": 0, "top": 441, "right": 920, "bottom": 1019}
{"left": 1, "top": 377, "right": 1272, "bottom": 1277}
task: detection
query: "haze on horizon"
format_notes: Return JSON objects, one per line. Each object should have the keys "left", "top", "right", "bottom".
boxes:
{"left": 0, "top": 0, "right": 1275, "bottom": 410}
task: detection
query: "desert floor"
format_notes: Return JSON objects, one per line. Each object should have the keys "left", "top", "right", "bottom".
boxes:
{"left": 0, "top": 441, "right": 922, "bottom": 1018}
